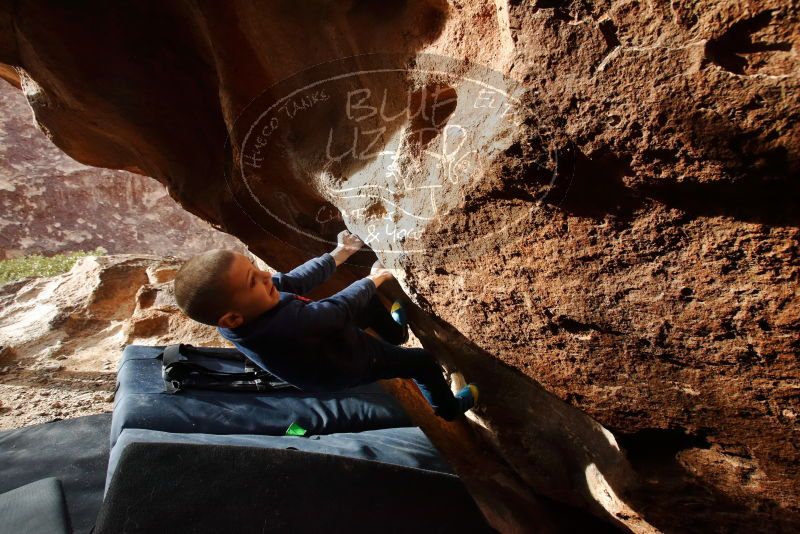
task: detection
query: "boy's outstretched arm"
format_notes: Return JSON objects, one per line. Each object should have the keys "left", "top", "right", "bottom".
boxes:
{"left": 271, "top": 230, "right": 364, "bottom": 295}
{"left": 295, "top": 261, "right": 393, "bottom": 333}
{"left": 329, "top": 230, "right": 364, "bottom": 267}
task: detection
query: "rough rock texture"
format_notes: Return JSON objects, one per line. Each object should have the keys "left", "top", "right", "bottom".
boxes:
{"left": 0, "top": 254, "right": 232, "bottom": 430}
{"left": 0, "top": 81, "right": 246, "bottom": 259}
{"left": 0, "top": 1, "right": 798, "bottom": 532}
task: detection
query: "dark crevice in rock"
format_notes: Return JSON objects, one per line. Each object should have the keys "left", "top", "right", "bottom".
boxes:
{"left": 503, "top": 85, "right": 798, "bottom": 225}
{"left": 639, "top": 146, "right": 679, "bottom": 164}
{"left": 508, "top": 127, "right": 798, "bottom": 226}
{"left": 738, "top": 343, "right": 777, "bottom": 366}
{"left": 705, "top": 10, "right": 792, "bottom": 74}
{"left": 598, "top": 17, "right": 620, "bottom": 49}
{"left": 532, "top": 0, "right": 573, "bottom": 21}
{"left": 528, "top": 0, "right": 603, "bottom": 22}
{"left": 592, "top": 17, "right": 621, "bottom": 73}
{"left": 347, "top": 0, "right": 409, "bottom": 19}
{"left": 641, "top": 169, "right": 800, "bottom": 228}
{"left": 547, "top": 146, "right": 640, "bottom": 221}
{"left": 618, "top": 426, "right": 712, "bottom": 457}
{"left": 553, "top": 315, "right": 622, "bottom": 336}
{"left": 496, "top": 139, "right": 641, "bottom": 221}
{"left": 480, "top": 185, "right": 538, "bottom": 204}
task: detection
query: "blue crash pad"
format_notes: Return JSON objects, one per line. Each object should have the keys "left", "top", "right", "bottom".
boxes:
{"left": 110, "top": 345, "right": 412, "bottom": 447}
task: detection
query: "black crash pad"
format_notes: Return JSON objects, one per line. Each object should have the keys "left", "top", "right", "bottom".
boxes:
{"left": 95, "top": 441, "right": 494, "bottom": 534}
{"left": 0, "top": 414, "right": 111, "bottom": 534}
{"left": 0, "top": 477, "right": 71, "bottom": 534}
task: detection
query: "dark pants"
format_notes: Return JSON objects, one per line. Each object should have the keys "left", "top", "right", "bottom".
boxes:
{"left": 356, "top": 297, "right": 460, "bottom": 421}
{"left": 365, "top": 341, "right": 462, "bottom": 421}
{"left": 355, "top": 295, "right": 407, "bottom": 345}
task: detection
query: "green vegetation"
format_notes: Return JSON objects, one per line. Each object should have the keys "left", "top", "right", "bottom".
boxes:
{"left": 0, "top": 247, "right": 107, "bottom": 285}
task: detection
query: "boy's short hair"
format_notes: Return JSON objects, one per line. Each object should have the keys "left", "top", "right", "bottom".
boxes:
{"left": 173, "top": 249, "right": 238, "bottom": 326}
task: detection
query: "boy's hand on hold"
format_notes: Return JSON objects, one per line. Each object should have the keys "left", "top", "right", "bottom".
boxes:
{"left": 368, "top": 260, "right": 393, "bottom": 287}
{"left": 331, "top": 230, "right": 364, "bottom": 266}
{"left": 337, "top": 230, "right": 364, "bottom": 252}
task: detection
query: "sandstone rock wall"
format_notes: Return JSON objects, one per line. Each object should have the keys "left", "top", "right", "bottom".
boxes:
{"left": 0, "top": 254, "right": 231, "bottom": 430}
{"left": 0, "top": 81, "right": 246, "bottom": 259}
{"left": 0, "top": 1, "right": 797, "bottom": 531}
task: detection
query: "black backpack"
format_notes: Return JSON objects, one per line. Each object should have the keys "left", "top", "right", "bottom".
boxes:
{"left": 159, "top": 343, "right": 298, "bottom": 394}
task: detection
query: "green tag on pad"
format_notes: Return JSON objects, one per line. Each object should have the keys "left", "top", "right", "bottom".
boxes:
{"left": 285, "top": 422, "right": 307, "bottom": 437}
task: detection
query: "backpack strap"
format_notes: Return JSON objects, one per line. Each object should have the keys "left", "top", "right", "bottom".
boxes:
{"left": 159, "top": 343, "right": 297, "bottom": 394}
{"left": 162, "top": 343, "right": 183, "bottom": 366}
{"left": 168, "top": 343, "right": 249, "bottom": 362}
{"left": 161, "top": 344, "right": 184, "bottom": 393}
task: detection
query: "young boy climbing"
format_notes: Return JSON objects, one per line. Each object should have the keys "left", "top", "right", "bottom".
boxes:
{"left": 172, "top": 230, "right": 478, "bottom": 421}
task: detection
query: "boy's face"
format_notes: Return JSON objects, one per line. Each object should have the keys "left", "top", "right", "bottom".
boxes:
{"left": 217, "top": 253, "right": 280, "bottom": 328}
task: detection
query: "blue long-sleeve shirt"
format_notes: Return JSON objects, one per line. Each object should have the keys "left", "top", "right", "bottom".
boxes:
{"left": 217, "top": 253, "right": 379, "bottom": 391}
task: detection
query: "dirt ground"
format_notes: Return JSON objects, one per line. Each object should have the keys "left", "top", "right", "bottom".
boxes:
{"left": 0, "top": 351, "right": 116, "bottom": 430}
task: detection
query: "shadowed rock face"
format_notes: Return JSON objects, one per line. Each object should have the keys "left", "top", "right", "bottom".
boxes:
{"left": 1, "top": 1, "right": 798, "bottom": 531}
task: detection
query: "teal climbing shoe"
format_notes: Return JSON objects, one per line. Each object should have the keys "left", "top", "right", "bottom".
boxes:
{"left": 390, "top": 300, "right": 410, "bottom": 344}
{"left": 390, "top": 300, "right": 407, "bottom": 326}
{"left": 454, "top": 383, "right": 479, "bottom": 414}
